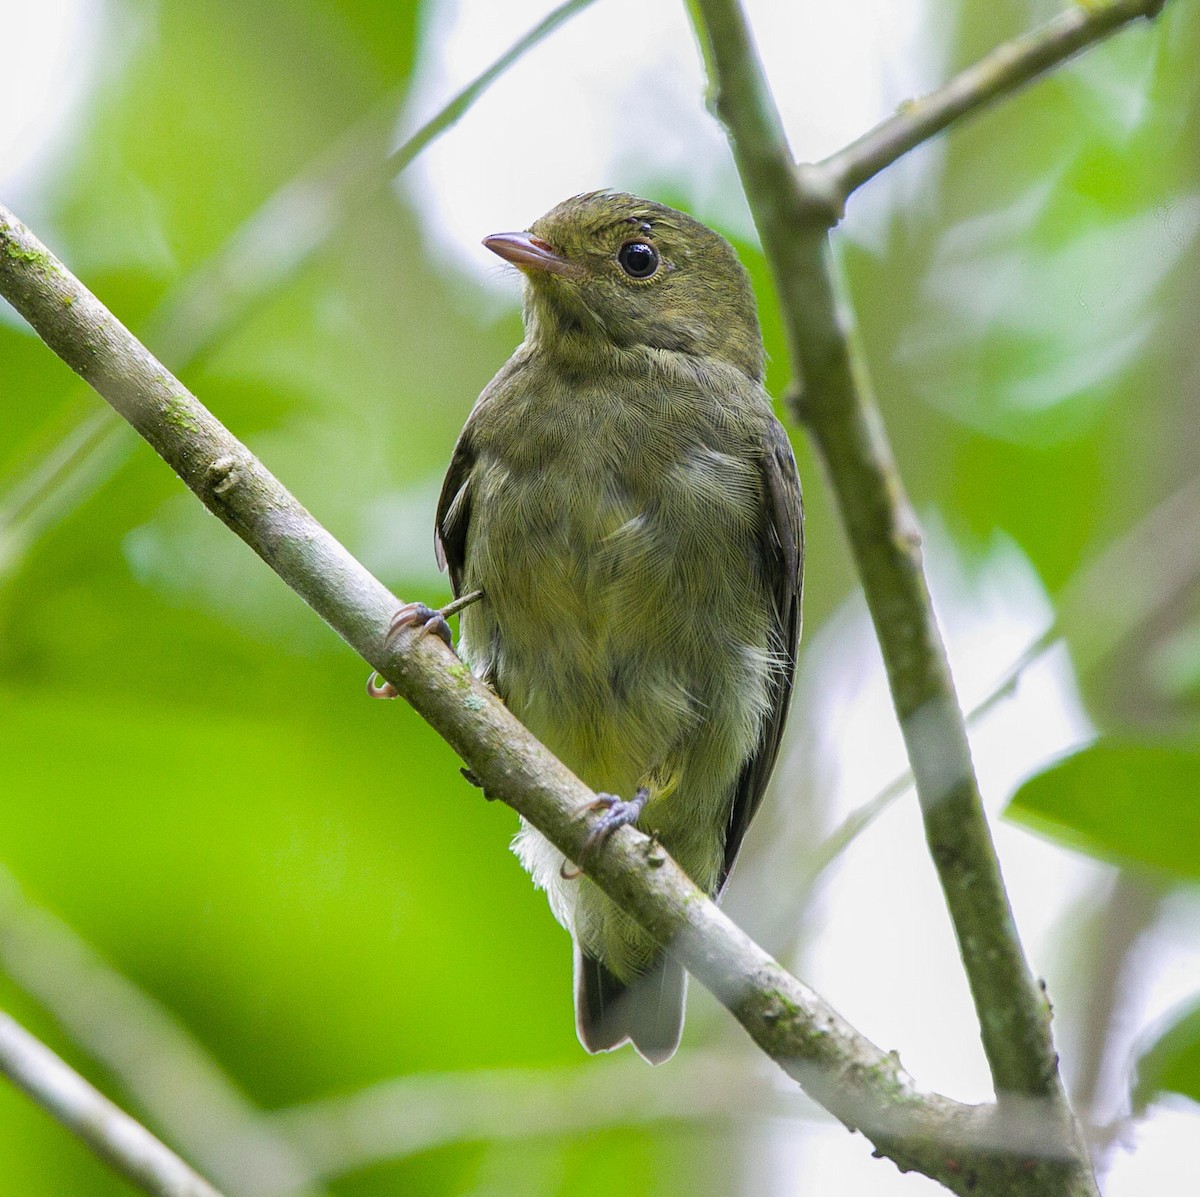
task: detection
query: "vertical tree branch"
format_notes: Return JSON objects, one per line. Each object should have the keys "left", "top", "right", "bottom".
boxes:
{"left": 685, "top": 1, "right": 1102, "bottom": 1189}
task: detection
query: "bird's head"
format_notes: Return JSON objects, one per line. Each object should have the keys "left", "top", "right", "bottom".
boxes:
{"left": 484, "top": 191, "right": 764, "bottom": 382}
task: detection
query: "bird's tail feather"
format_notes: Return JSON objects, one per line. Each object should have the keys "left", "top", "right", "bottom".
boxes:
{"left": 574, "top": 948, "right": 686, "bottom": 1065}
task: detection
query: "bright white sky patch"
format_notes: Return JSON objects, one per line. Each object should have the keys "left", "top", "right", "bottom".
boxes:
{"left": 398, "top": 0, "right": 941, "bottom": 285}
{"left": 0, "top": 0, "right": 105, "bottom": 203}
{"left": 0, "top": 0, "right": 106, "bottom": 333}
{"left": 789, "top": 525, "right": 1096, "bottom": 1091}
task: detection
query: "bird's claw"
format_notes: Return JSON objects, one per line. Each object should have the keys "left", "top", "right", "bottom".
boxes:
{"left": 388, "top": 602, "right": 455, "bottom": 651}
{"left": 366, "top": 673, "right": 399, "bottom": 699}
{"left": 581, "top": 786, "right": 650, "bottom": 860}
{"left": 366, "top": 600, "right": 461, "bottom": 699}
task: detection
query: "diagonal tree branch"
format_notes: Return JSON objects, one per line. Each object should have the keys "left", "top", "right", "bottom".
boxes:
{"left": 0, "top": 1011, "right": 225, "bottom": 1197}
{"left": 0, "top": 869, "right": 326, "bottom": 1197}
{"left": 1, "top": 203, "right": 1085, "bottom": 1196}
{"left": 820, "top": 0, "right": 1168, "bottom": 203}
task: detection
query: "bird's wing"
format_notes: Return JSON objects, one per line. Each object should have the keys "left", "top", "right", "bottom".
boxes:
{"left": 719, "top": 418, "right": 804, "bottom": 890}
{"left": 433, "top": 423, "right": 477, "bottom": 597}
{"left": 435, "top": 356, "right": 529, "bottom": 594}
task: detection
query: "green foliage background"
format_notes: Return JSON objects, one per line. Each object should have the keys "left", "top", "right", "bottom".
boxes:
{"left": 1, "top": 0, "right": 1198, "bottom": 1193}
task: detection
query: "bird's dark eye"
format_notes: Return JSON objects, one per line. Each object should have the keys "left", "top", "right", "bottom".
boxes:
{"left": 617, "top": 241, "right": 659, "bottom": 279}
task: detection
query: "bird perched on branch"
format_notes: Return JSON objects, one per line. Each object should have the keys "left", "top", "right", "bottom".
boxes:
{"left": 412, "top": 191, "right": 802, "bottom": 1062}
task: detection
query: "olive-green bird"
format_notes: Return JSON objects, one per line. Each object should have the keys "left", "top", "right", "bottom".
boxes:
{"left": 433, "top": 191, "right": 802, "bottom": 1063}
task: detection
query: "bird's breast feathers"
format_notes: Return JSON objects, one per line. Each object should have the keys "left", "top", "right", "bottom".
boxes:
{"left": 455, "top": 361, "right": 777, "bottom": 804}
{"left": 464, "top": 359, "right": 772, "bottom": 632}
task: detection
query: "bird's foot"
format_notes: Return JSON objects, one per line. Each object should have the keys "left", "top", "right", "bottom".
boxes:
{"left": 581, "top": 786, "right": 651, "bottom": 860}
{"left": 366, "top": 590, "right": 483, "bottom": 699}
{"left": 390, "top": 601, "right": 456, "bottom": 650}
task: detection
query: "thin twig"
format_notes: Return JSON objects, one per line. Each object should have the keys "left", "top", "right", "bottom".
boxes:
{"left": 0, "top": 0, "right": 599, "bottom": 562}
{"left": 384, "top": 0, "right": 597, "bottom": 177}
{"left": 268, "top": 1051, "right": 797, "bottom": 1177}
{"left": 0, "top": 1011, "right": 225, "bottom": 1197}
{"left": 820, "top": 0, "right": 1168, "bottom": 201}
{"left": 0, "top": 408, "right": 132, "bottom": 570}
{"left": 811, "top": 467, "right": 1200, "bottom": 874}
{"left": 0, "top": 869, "right": 325, "bottom": 1197}
{"left": 0, "top": 200, "right": 1081, "bottom": 1196}
{"left": 153, "top": 0, "right": 599, "bottom": 367}
{"left": 0, "top": 872, "right": 803, "bottom": 1185}
{"left": 1056, "top": 474, "right": 1200, "bottom": 678}
{"left": 807, "top": 623, "right": 1060, "bottom": 882}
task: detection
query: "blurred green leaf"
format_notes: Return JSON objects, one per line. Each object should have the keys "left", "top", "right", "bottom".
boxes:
{"left": 0, "top": 686, "right": 570, "bottom": 1094}
{"left": 1134, "top": 998, "right": 1200, "bottom": 1111}
{"left": 1008, "top": 741, "right": 1200, "bottom": 880}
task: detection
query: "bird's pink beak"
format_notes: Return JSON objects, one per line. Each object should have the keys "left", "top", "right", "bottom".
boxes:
{"left": 483, "top": 232, "right": 580, "bottom": 277}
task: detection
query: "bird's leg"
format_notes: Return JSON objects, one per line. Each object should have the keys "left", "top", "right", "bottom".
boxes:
{"left": 366, "top": 589, "right": 484, "bottom": 698}
{"left": 581, "top": 785, "right": 651, "bottom": 859}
